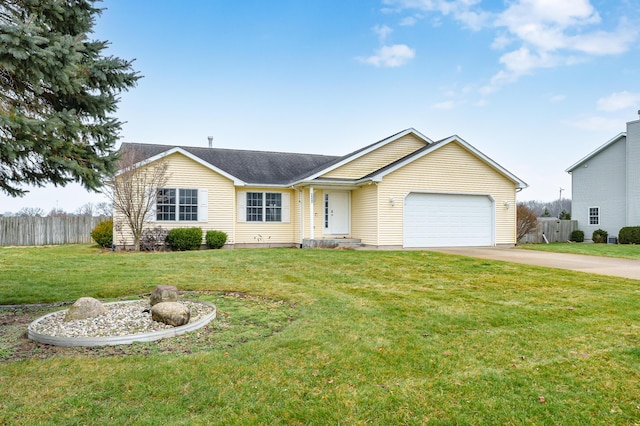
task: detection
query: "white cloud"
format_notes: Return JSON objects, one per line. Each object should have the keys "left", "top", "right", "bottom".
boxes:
{"left": 549, "top": 94, "right": 566, "bottom": 103}
{"left": 373, "top": 24, "right": 393, "bottom": 42}
{"left": 499, "top": 47, "right": 557, "bottom": 74}
{"left": 491, "top": 34, "right": 512, "bottom": 50}
{"left": 358, "top": 44, "right": 416, "bottom": 67}
{"left": 385, "top": 0, "right": 640, "bottom": 94}
{"left": 431, "top": 100, "right": 456, "bottom": 110}
{"left": 385, "top": 0, "right": 490, "bottom": 30}
{"left": 597, "top": 91, "right": 640, "bottom": 112}
{"left": 400, "top": 16, "right": 419, "bottom": 26}
{"left": 480, "top": 47, "right": 559, "bottom": 94}
{"left": 497, "top": 0, "right": 600, "bottom": 34}
{"left": 495, "top": 2, "right": 636, "bottom": 55}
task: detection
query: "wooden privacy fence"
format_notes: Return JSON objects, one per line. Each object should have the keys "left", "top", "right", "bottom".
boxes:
{"left": 521, "top": 219, "right": 578, "bottom": 244}
{"left": 0, "top": 216, "right": 108, "bottom": 246}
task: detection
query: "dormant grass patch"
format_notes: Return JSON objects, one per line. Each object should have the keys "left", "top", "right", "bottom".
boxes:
{"left": 1, "top": 245, "right": 639, "bottom": 424}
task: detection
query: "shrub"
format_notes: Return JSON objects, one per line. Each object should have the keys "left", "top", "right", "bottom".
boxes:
{"left": 91, "top": 218, "right": 113, "bottom": 248}
{"left": 592, "top": 229, "right": 608, "bottom": 244}
{"left": 205, "top": 230, "right": 227, "bottom": 249}
{"left": 559, "top": 210, "right": 571, "bottom": 220}
{"left": 516, "top": 204, "right": 537, "bottom": 243}
{"left": 140, "top": 227, "right": 168, "bottom": 251}
{"left": 166, "top": 227, "right": 202, "bottom": 251}
{"left": 569, "top": 230, "right": 584, "bottom": 243}
{"left": 618, "top": 226, "right": 640, "bottom": 244}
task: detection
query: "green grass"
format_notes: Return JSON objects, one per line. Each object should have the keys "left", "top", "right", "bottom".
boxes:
{"left": 519, "top": 242, "right": 640, "bottom": 259}
{"left": 1, "top": 245, "right": 640, "bottom": 424}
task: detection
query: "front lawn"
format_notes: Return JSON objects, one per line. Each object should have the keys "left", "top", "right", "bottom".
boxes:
{"left": 1, "top": 245, "right": 639, "bottom": 424}
{"left": 519, "top": 242, "right": 640, "bottom": 260}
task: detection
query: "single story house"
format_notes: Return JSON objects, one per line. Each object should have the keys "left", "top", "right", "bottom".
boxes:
{"left": 115, "top": 128, "right": 527, "bottom": 249}
{"left": 566, "top": 114, "right": 640, "bottom": 241}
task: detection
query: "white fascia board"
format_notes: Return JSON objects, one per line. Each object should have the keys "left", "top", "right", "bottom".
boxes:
{"left": 565, "top": 133, "right": 626, "bottom": 173}
{"left": 372, "top": 135, "right": 529, "bottom": 189}
{"left": 235, "top": 183, "right": 290, "bottom": 188}
{"left": 120, "top": 147, "right": 246, "bottom": 185}
{"left": 292, "top": 179, "right": 360, "bottom": 189}
{"left": 301, "top": 128, "right": 432, "bottom": 181}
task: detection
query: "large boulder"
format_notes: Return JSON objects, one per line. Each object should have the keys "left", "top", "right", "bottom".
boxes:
{"left": 65, "top": 297, "right": 106, "bottom": 322}
{"left": 150, "top": 285, "right": 179, "bottom": 306}
{"left": 151, "top": 302, "right": 190, "bottom": 327}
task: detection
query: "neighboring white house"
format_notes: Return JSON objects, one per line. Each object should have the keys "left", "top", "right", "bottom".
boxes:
{"left": 566, "top": 113, "right": 640, "bottom": 241}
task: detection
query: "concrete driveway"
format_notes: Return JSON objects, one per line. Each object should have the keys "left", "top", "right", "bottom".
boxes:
{"left": 429, "top": 246, "right": 640, "bottom": 280}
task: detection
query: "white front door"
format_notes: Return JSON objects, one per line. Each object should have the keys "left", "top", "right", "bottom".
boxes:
{"left": 324, "top": 191, "right": 350, "bottom": 235}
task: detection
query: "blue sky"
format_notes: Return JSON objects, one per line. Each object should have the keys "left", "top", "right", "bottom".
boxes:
{"left": 2, "top": 0, "right": 640, "bottom": 213}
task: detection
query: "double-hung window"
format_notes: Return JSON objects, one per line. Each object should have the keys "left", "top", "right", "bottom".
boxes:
{"left": 179, "top": 189, "right": 198, "bottom": 221}
{"left": 246, "top": 192, "right": 282, "bottom": 222}
{"left": 157, "top": 189, "right": 177, "bottom": 221}
{"left": 265, "top": 193, "right": 282, "bottom": 222}
{"left": 589, "top": 207, "right": 600, "bottom": 225}
{"left": 156, "top": 188, "right": 199, "bottom": 222}
{"left": 246, "top": 192, "right": 264, "bottom": 222}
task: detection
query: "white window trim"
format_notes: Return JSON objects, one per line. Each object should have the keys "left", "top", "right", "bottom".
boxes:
{"left": 588, "top": 206, "right": 600, "bottom": 226}
{"left": 237, "top": 191, "right": 290, "bottom": 223}
{"left": 153, "top": 187, "right": 208, "bottom": 223}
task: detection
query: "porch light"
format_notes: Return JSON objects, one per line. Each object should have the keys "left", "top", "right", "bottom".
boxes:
{"left": 389, "top": 197, "right": 395, "bottom": 207}
{"left": 504, "top": 201, "right": 511, "bottom": 209}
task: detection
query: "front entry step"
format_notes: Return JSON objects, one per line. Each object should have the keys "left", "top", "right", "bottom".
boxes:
{"left": 302, "top": 238, "right": 362, "bottom": 249}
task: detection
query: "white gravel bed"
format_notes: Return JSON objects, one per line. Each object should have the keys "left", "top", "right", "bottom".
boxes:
{"left": 29, "top": 300, "right": 215, "bottom": 338}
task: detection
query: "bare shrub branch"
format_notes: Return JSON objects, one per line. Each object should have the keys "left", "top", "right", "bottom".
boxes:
{"left": 102, "top": 148, "right": 170, "bottom": 250}
{"left": 516, "top": 203, "right": 538, "bottom": 243}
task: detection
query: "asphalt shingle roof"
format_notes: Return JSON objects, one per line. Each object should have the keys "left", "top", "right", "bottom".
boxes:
{"left": 119, "top": 143, "right": 341, "bottom": 185}
{"left": 119, "top": 129, "right": 434, "bottom": 185}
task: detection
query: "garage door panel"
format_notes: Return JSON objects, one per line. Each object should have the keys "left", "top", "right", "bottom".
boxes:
{"left": 404, "top": 193, "right": 494, "bottom": 247}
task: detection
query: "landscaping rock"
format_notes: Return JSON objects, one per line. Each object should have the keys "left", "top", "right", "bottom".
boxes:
{"left": 151, "top": 302, "right": 190, "bottom": 327}
{"left": 150, "top": 285, "right": 179, "bottom": 306}
{"left": 64, "top": 297, "right": 106, "bottom": 322}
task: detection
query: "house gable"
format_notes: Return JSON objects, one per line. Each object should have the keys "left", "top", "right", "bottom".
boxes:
{"left": 300, "top": 128, "right": 432, "bottom": 182}
{"left": 568, "top": 136, "right": 627, "bottom": 237}
{"left": 368, "top": 136, "right": 527, "bottom": 189}
{"left": 150, "top": 152, "right": 237, "bottom": 240}
{"left": 319, "top": 132, "right": 429, "bottom": 180}
{"left": 565, "top": 133, "right": 627, "bottom": 173}
{"left": 376, "top": 141, "right": 518, "bottom": 246}
{"left": 119, "top": 144, "right": 246, "bottom": 185}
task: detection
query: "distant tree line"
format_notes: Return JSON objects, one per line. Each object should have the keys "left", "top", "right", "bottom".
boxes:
{"left": 516, "top": 197, "right": 574, "bottom": 244}
{"left": 518, "top": 198, "right": 571, "bottom": 219}
{"left": 1, "top": 202, "right": 112, "bottom": 218}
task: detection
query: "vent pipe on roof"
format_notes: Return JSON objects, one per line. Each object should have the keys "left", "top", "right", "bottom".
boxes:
{"left": 207, "top": 136, "right": 213, "bottom": 148}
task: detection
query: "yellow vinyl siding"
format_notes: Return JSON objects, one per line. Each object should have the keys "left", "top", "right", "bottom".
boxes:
{"left": 351, "top": 184, "right": 378, "bottom": 245}
{"left": 298, "top": 187, "right": 339, "bottom": 240}
{"left": 114, "top": 152, "right": 236, "bottom": 247}
{"left": 321, "top": 134, "right": 426, "bottom": 179}
{"left": 235, "top": 187, "right": 298, "bottom": 244}
{"left": 377, "top": 142, "right": 517, "bottom": 246}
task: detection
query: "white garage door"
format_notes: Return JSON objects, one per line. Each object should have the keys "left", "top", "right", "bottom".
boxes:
{"left": 404, "top": 193, "right": 494, "bottom": 248}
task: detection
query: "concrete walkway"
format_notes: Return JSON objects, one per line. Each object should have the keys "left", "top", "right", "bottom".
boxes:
{"left": 428, "top": 246, "right": 640, "bottom": 280}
